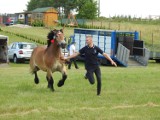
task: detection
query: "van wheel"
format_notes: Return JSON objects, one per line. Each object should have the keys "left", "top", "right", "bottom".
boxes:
{"left": 13, "top": 55, "right": 18, "bottom": 63}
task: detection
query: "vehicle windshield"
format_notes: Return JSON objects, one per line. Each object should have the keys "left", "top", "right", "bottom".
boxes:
{"left": 18, "top": 43, "right": 37, "bottom": 49}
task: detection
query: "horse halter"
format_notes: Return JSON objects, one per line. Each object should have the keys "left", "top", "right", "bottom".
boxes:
{"left": 53, "top": 30, "right": 66, "bottom": 49}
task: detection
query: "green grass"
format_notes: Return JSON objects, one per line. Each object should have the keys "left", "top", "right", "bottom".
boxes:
{"left": 86, "top": 21, "right": 160, "bottom": 44}
{"left": 0, "top": 61, "right": 160, "bottom": 120}
{"left": 1, "top": 22, "right": 160, "bottom": 45}
{"left": 1, "top": 22, "right": 160, "bottom": 51}
{"left": 0, "top": 22, "right": 160, "bottom": 119}
{"left": 0, "top": 26, "right": 74, "bottom": 44}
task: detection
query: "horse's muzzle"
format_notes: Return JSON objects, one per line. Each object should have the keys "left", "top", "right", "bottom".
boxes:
{"left": 60, "top": 43, "right": 67, "bottom": 49}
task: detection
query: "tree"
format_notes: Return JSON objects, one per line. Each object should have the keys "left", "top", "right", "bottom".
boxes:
{"left": 76, "top": 0, "right": 98, "bottom": 19}
{"left": 27, "top": 0, "right": 55, "bottom": 11}
{"left": 27, "top": 0, "right": 98, "bottom": 19}
{"left": 53, "top": 0, "right": 77, "bottom": 18}
{"left": 27, "top": 0, "right": 40, "bottom": 11}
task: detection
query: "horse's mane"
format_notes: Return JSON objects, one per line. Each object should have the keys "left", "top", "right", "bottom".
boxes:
{"left": 47, "top": 29, "right": 63, "bottom": 47}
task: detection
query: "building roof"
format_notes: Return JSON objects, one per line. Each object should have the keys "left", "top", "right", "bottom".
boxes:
{"left": 32, "top": 7, "right": 57, "bottom": 13}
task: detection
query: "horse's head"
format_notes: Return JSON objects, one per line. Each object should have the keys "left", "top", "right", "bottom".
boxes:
{"left": 47, "top": 29, "right": 66, "bottom": 49}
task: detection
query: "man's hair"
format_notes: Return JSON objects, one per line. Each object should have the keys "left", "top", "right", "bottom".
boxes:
{"left": 86, "top": 34, "right": 92, "bottom": 38}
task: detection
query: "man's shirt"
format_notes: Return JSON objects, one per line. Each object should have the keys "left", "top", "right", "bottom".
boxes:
{"left": 69, "top": 44, "right": 75, "bottom": 55}
{"left": 79, "top": 45, "right": 103, "bottom": 69}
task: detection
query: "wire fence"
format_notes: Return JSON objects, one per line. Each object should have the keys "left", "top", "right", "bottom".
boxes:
{"left": 85, "top": 20, "right": 160, "bottom": 51}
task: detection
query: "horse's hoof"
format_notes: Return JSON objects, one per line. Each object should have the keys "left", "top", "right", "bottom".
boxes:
{"left": 47, "top": 84, "right": 51, "bottom": 88}
{"left": 51, "top": 88, "right": 55, "bottom": 92}
{"left": 57, "top": 80, "right": 64, "bottom": 87}
{"left": 34, "top": 78, "right": 39, "bottom": 84}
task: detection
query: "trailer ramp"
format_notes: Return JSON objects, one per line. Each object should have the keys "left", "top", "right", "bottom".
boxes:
{"left": 133, "top": 48, "right": 150, "bottom": 66}
{"left": 115, "top": 43, "right": 150, "bottom": 67}
{"left": 127, "top": 56, "right": 143, "bottom": 66}
{"left": 115, "top": 43, "right": 130, "bottom": 67}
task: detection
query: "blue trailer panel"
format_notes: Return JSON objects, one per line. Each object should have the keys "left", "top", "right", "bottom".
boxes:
{"left": 70, "top": 28, "right": 148, "bottom": 66}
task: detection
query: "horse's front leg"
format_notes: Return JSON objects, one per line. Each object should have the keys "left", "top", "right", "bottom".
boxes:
{"left": 46, "top": 71, "right": 54, "bottom": 91}
{"left": 57, "top": 65, "right": 67, "bottom": 87}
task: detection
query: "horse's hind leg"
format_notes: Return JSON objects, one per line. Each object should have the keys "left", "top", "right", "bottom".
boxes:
{"left": 46, "top": 76, "right": 50, "bottom": 88}
{"left": 46, "top": 71, "right": 54, "bottom": 91}
{"left": 34, "top": 71, "right": 39, "bottom": 84}
{"left": 32, "top": 66, "right": 40, "bottom": 84}
{"left": 46, "top": 76, "right": 54, "bottom": 91}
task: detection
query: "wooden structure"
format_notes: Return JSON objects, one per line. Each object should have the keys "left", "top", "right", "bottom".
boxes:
{"left": 31, "top": 7, "right": 58, "bottom": 27}
{"left": 66, "top": 13, "right": 78, "bottom": 27}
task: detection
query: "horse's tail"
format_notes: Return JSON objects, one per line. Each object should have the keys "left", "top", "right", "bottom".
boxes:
{"left": 29, "top": 68, "right": 35, "bottom": 74}
{"left": 29, "top": 66, "right": 39, "bottom": 75}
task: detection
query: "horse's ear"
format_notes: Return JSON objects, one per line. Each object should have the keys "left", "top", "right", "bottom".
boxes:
{"left": 52, "top": 29, "right": 56, "bottom": 32}
{"left": 52, "top": 29, "right": 57, "bottom": 35}
{"left": 60, "top": 29, "right": 63, "bottom": 33}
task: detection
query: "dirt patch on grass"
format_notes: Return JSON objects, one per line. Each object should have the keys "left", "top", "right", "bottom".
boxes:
{"left": 8, "top": 24, "right": 32, "bottom": 28}
{"left": 112, "top": 102, "right": 160, "bottom": 110}
{"left": 0, "top": 63, "right": 9, "bottom": 67}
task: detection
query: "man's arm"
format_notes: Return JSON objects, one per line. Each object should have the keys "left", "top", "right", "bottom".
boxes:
{"left": 67, "top": 52, "right": 80, "bottom": 59}
{"left": 103, "top": 53, "right": 117, "bottom": 67}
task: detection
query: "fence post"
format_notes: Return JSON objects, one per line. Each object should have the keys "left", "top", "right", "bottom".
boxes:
{"left": 108, "top": 22, "right": 110, "bottom": 29}
{"left": 118, "top": 23, "right": 120, "bottom": 30}
{"left": 83, "top": 19, "right": 84, "bottom": 25}
{"left": 101, "top": 21, "right": 102, "bottom": 28}
{"left": 152, "top": 33, "right": 154, "bottom": 48}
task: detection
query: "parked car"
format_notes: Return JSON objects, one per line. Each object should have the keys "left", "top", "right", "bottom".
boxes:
{"left": 8, "top": 42, "right": 37, "bottom": 63}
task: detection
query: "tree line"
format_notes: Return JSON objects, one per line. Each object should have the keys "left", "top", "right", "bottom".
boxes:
{"left": 27, "top": 0, "right": 98, "bottom": 19}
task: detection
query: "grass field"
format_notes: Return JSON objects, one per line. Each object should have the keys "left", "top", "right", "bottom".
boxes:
{"left": 0, "top": 23, "right": 160, "bottom": 119}
{"left": 86, "top": 21, "right": 160, "bottom": 46}
{"left": 0, "top": 26, "right": 74, "bottom": 45}
{"left": 0, "top": 61, "right": 160, "bottom": 120}
{"left": 1, "top": 21, "right": 160, "bottom": 47}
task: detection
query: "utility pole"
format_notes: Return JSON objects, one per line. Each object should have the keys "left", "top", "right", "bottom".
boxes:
{"left": 98, "top": 0, "right": 100, "bottom": 17}
{"left": 94, "top": 0, "right": 100, "bottom": 17}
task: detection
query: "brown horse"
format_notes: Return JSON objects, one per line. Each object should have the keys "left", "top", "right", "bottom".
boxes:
{"left": 29, "top": 29, "right": 67, "bottom": 91}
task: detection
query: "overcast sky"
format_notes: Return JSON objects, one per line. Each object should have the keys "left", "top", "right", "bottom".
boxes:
{"left": 0, "top": 0, "right": 29, "bottom": 14}
{"left": 100, "top": 0, "right": 160, "bottom": 18}
{"left": 0, "top": 0, "right": 160, "bottom": 18}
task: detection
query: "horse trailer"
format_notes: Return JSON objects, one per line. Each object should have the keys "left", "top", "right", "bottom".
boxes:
{"left": 0, "top": 35, "right": 8, "bottom": 64}
{"left": 149, "top": 51, "right": 160, "bottom": 63}
{"left": 69, "top": 28, "right": 150, "bottom": 67}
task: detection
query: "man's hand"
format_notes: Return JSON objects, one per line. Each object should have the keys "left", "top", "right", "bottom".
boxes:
{"left": 64, "top": 57, "right": 70, "bottom": 64}
{"left": 111, "top": 61, "right": 117, "bottom": 67}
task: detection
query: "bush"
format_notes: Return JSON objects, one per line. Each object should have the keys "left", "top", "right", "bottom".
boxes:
{"left": 31, "top": 20, "right": 44, "bottom": 27}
